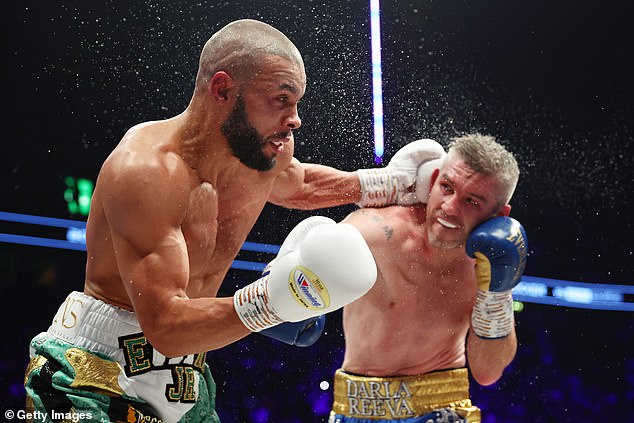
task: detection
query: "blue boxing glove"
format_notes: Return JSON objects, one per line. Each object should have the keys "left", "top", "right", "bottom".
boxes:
{"left": 466, "top": 216, "right": 528, "bottom": 339}
{"left": 259, "top": 315, "right": 326, "bottom": 347}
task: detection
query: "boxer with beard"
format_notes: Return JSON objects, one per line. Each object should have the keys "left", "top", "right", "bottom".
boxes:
{"left": 24, "top": 19, "right": 445, "bottom": 422}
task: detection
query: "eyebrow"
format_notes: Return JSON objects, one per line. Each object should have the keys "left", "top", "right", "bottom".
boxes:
{"left": 442, "top": 176, "right": 489, "bottom": 204}
{"left": 467, "top": 192, "right": 488, "bottom": 204}
{"left": 279, "top": 83, "right": 299, "bottom": 95}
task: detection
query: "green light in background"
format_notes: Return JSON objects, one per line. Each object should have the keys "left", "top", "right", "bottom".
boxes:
{"left": 513, "top": 300, "right": 524, "bottom": 313}
{"left": 64, "top": 177, "right": 94, "bottom": 216}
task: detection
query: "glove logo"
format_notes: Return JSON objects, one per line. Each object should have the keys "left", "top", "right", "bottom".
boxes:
{"left": 288, "top": 266, "right": 331, "bottom": 310}
{"left": 506, "top": 226, "right": 528, "bottom": 282}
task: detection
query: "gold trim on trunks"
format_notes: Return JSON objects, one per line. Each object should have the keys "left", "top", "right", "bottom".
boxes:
{"left": 332, "top": 368, "right": 481, "bottom": 421}
{"left": 66, "top": 348, "right": 124, "bottom": 396}
{"left": 24, "top": 355, "right": 48, "bottom": 385}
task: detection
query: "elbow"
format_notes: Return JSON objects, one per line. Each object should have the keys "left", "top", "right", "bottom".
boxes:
{"left": 146, "top": 336, "right": 180, "bottom": 359}
{"left": 467, "top": 330, "right": 517, "bottom": 386}
{"left": 140, "top": 316, "right": 183, "bottom": 358}
{"left": 470, "top": 368, "right": 503, "bottom": 386}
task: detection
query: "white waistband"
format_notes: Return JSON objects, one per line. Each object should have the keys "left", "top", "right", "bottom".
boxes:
{"left": 46, "top": 291, "right": 169, "bottom": 363}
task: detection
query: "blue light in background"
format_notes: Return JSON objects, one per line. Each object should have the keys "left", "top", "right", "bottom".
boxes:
{"left": 370, "top": 0, "right": 384, "bottom": 164}
{"left": 552, "top": 286, "right": 594, "bottom": 304}
{"left": 66, "top": 227, "right": 86, "bottom": 244}
{"left": 250, "top": 408, "right": 270, "bottom": 423}
{"left": 1, "top": 211, "right": 633, "bottom": 312}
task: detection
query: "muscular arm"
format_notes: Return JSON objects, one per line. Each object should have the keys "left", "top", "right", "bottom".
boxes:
{"left": 466, "top": 327, "right": 517, "bottom": 386}
{"left": 101, "top": 153, "right": 250, "bottom": 357}
{"left": 268, "top": 158, "right": 361, "bottom": 209}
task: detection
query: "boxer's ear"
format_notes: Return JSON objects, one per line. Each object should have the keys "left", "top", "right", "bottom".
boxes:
{"left": 210, "top": 71, "right": 233, "bottom": 101}
{"left": 497, "top": 204, "right": 511, "bottom": 217}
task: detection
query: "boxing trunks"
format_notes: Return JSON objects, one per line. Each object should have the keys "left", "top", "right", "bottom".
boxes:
{"left": 24, "top": 291, "right": 219, "bottom": 423}
{"left": 329, "top": 368, "right": 481, "bottom": 423}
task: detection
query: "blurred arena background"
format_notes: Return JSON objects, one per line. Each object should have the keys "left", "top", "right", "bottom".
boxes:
{"left": 2, "top": 1, "right": 632, "bottom": 421}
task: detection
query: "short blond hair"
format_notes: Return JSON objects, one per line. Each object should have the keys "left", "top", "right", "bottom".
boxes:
{"left": 447, "top": 133, "right": 519, "bottom": 205}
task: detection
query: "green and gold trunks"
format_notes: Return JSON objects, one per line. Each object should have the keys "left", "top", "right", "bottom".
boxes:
{"left": 24, "top": 291, "right": 220, "bottom": 423}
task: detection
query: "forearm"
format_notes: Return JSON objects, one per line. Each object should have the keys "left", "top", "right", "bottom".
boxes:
{"left": 271, "top": 139, "right": 447, "bottom": 209}
{"left": 466, "top": 327, "right": 517, "bottom": 386}
{"left": 141, "top": 295, "right": 251, "bottom": 357}
{"left": 271, "top": 163, "right": 361, "bottom": 209}
{"left": 465, "top": 216, "right": 526, "bottom": 386}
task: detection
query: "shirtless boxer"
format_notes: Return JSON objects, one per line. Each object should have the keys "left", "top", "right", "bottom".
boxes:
{"left": 23, "top": 19, "right": 445, "bottom": 423}
{"left": 330, "top": 134, "right": 527, "bottom": 423}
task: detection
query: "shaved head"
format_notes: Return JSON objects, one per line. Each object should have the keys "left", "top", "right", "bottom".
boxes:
{"left": 195, "top": 19, "right": 305, "bottom": 91}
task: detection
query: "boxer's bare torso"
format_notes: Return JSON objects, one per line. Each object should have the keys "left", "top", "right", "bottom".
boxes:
{"left": 341, "top": 205, "right": 478, "bottom": 376}
{"left": 84, "top": 118, "right": 290, "bottom": 310}
{"left": 74, "top": 52, "right": 367, "bottom": 357}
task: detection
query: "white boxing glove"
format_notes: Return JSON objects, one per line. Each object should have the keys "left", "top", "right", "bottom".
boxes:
{"left": 414, "top": 155, "right": 446, "bottom": 203}
{"left": 233, "top": 217, "right": 377, "bottom": 332}
{"left": 356, "top": 139, "right": 446, "bottom": 207}
{"left": 261, "top": 216, "right": 335, "bottom": 275}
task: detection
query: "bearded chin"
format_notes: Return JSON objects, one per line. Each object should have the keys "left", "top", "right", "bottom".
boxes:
{"left": 221, "top": 96, "right": 276, "bottom": 171}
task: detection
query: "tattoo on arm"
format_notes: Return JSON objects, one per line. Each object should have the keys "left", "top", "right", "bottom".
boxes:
{"left": 355, "top": 209, "right": 391, "bottom": 239}
{"left": 357, "top": 209, "right": 386, "bottom": 224}
{"left": 382, "top": 225, "right": 394, "bottom": 241}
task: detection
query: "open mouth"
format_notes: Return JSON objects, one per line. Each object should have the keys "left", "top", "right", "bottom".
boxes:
{"left": 266, "top": 140, "right": 285, "bottom": 154}
{"left": 437, "top": 216, "right": 459, "bottom": 229}
{"left": 265, "top": 132, "right": 291, "bottom": 155}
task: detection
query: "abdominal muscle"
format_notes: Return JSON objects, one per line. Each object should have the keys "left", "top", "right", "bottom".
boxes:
{"left": 341, "top": 272, "right": 475, "bottom": 377}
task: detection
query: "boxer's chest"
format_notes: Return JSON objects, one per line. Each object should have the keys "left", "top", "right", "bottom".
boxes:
{"left": 181, "top": 181, "right": 270, "bottom": 287}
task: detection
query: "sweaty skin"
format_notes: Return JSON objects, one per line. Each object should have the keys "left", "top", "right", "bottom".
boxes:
{"left": 83, "top": 52, "right": 362, "bottom": 358}
{"left": 341, "top": 205, "right": 477, "bottom": 376}
{"left": 341, "top": 159, "right": 517, "bottom": 386}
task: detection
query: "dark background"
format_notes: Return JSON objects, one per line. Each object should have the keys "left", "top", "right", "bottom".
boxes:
{"left": 2, "top": 0, "right": 632, "bottom": 421}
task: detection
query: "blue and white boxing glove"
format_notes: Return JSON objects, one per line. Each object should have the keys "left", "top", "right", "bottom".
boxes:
{"left": 356, "top": 139, "right": 446, "bottom": 206}
{"left": 257, "top": 220, "right": 329, "bottom": 347}
{"left": 466, "top": 216, "right": 528, "bottom": 339}
{"left": 234, "top": 216, "right": 377, "bottom": 334}
{"left": 259, "top": 315, "right": 326, "bottom": 347}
